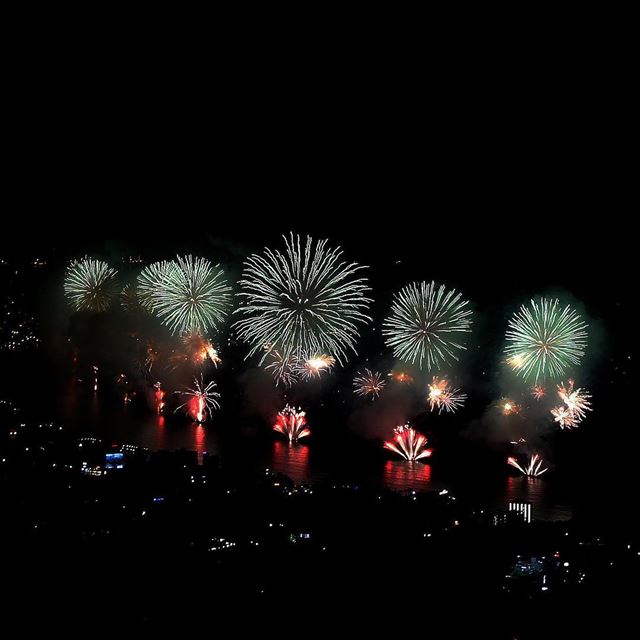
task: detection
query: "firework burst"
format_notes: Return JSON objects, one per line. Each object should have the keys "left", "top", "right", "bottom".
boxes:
{"left": 383, "top": 425, "right": 433, "bottom": 462}
{"left": 557, "top": 380, "right": 592, "bottom": 420}
{"left": 234, "top": 233, "right": 372, "bottom": 367}
{"left": 353, "top": 369, "right": 386, "bottom": 399}
{"left": 273, "top": 405, "right": 311, "bottom": 442}
{"left": 499, "top": 398, "right": 522, "bottom": 416}
{"left": 264, "top": 348, "right": 300, "bottom": 387}
{"left": 427, "top": 377, "right": 466, "bottom": 414}
{"left": 176, "top": 375, "right": 220, "bottom": 423}
{"left": 531, "top": 385, "right": 546, "bottom": 400}
{"left": 551, "top": 405, "right": 578, "bottom": 429}
{"left": 507, "top": 454, "right": 548, "bottom": 477}
{"left": 388, "top": 370, "right": 414, "bottom": 384}
{"left": 295, "top": 354, "right": 335, "bottom": 380}
{"left": 383, "top": 281, "right": 473, "bottom": 370}
{"left": 505, "top": 298, "right": 588, "bottom": 382}
{"left": 141, "top": 256, "right": 232, "bottom": 335}
{"left": 182, "top": 330, "right": 222, "bottom": 367}
{"left": 137, "top": 261, "right": 173, "bottom": 311}
{"left": 64, "top": 258, "right": 119, "bottom": 312}
{"left": 153, "top": 382, "right": 165, "bottom": 415}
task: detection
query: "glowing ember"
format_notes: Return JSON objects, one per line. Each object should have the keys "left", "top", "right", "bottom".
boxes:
{"left": 273, "top": 405, "right": 311, "bottom": 442}
{"left": 388, "top": 370, "right": 414, "bottom": 384}
{"left": 384, "top": 425, "right": 433, "bottom": 462}
{"left": 427, "top": 377, "right": 466, "bottom": 414}
{"left": 507, "top": 454, "right": 548, "bottom": 477}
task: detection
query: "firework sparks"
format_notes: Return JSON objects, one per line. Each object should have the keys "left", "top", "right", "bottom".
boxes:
{"left": 137, "top": 261, "right": 173, "bottom": 310}
{"left": 388, "top": 370, "right": 414, "bottom": 384}
{"left": 353, "top": 369, "right": 386, "bottom": 399}
{"left": 142, "top": 256, "right": 232, "bottom": 335}
{"left": 154, "top": 382, "right": 165, "bottom": 415}
{"left": 273, "top": 405, "right": 311, "bottom": 442}
{"left": 499, "top": 398, "right": 522, "bottom": 416}
{"left": 532, "top": 385, "right": 546, "bottom": 400}
{"left": 557, "top": 379, "right": 592, "bottom": 420}
{"left": 507, "top": 454, "right": 548, "bottom": 477}
{"left": 176, "top": 375, "right": 220, "bottom": 423}
{"left": 383, "top": 425, "right": 433, "bottom": 461}
{"left": 263, "top": 347, "right": 301, "bottom": 387}
{"left": 182, "top": 330, "right": 222, "bottom": 367}
{"left": 234, "top": 233, "right": 372, "bottom": 367}
{"left": 64, "top": 258, "right": 119, "bottom": 312}
{"left": 505, "top": 298, "right": 588, "bottom": 382}
{"left": 551, "top": 405, "right": 579, "bottom": 429}
{"left": 383, "top": 281, "right": 473, "bottom": 370}
{"left": 427, "top": 377, "right": 467, "bottom": 414}
{"left": 296, "top": 354, "right": 335, "bottom": 380}
{"left": 120, "top": 283, "right": 140, "bottom": 312}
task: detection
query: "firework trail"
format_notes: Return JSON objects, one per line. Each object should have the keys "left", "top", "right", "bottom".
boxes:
{"left": 353, "top": 369, "right": 386, "bottom": 399}
{"left": 505, "top": 298, "right": 588, "bottom": 382}
{"left": 140, "top": 256, "right": 232, "bottom": 335}
{"left": 384, "top": 425, "right": 433, "bottom": 461}
{"left": 264, "top": 349, "right": 300, "bottom": 387}
{"left": 64, "top": 258, "right": 119, "bottom": 312}
{"left": 383, "top": 281, "right": 472, "bottom": 370}
{"left": 273, "top": 405, "right": 311, "bottom": 442}
{"left": 234, "top": 234, "right": 372, "bottom": 369}
{"left": 427, "top": 377, "right": 466, "bottom": 414}
{"left": 154, "top": 382, "right": 165, "bottom": 414}
{"left": 176, "top": 375, "right": 220, "bottom": 423}
{"left": 507, "top": 454, "right": 548, "bottom": 477}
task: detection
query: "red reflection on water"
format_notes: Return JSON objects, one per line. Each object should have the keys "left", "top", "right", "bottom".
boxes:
{"left": 271, "top": 440, "right": 310, "bottom": 483}
{"left": 505, "top": 475, "right": 545, "bottom": 504}
{"left": 194, "top": 424, "right": 206, "bottom": 465}
{"left": 383, "top": 460, "right": 432, "bottom": 491}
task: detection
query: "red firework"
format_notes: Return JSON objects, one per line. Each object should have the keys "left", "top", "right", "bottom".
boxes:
{"left": 154, "top": 382, "right": 165, "bottom": 415}
{"left": 273, "top": 405, "right": 311, "bottom": 442}
{"left": 384, "top": 425, "right": 433, "bottom": 461}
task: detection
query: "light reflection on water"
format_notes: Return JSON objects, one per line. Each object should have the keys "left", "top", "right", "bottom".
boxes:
{"left": 57, "top": 387, "right": 573, "bottom": 520}
{"left": 269, "top": 441, "right": 311, "bottom": 484}
{"left": 383, "top": 460, "right": 434, "bottom": 492}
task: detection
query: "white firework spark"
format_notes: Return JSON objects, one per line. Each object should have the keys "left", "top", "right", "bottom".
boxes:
{"left": 383, "top": 281, "right": 473, "bottom": 370}
{"left": 175, "top": 375, "right": 221, "bottom": 423}
{"left": 557, "top": 379, "right": 592, "bottom": 421}
{"left": 295, "top": 354, "right": 336, "bottom": 380}
{"left": 141, "top": 256, "right": 232, "bottom": 335}
{"left": 353, "top": 369, "right": 386, "bottom": 399}
{"left": 505, "top": 298, "right": 588, "bottom": 383}
{"left": 507, "top": 454, "right": 548, "bottom": 477}
{"left": 427, "top": 377, "right": 467, "bottom": 414}
{"left": 64, "top": 258, "right": 119, "bottom": 312}
{"left": 551, "top": 405, "right": 579, "bottom": 429}
{"left": 233, "top": 234, "right": 372, "bottom": 368}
